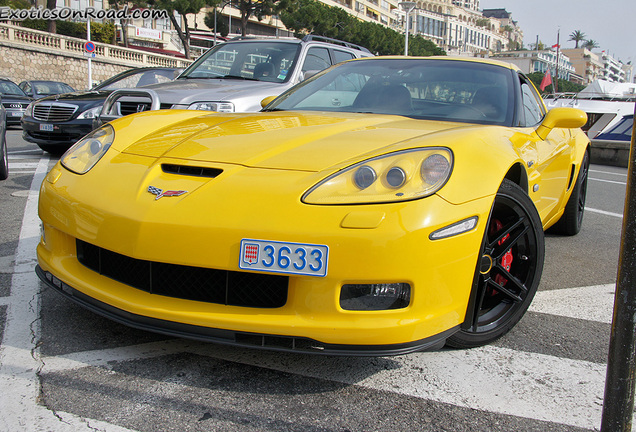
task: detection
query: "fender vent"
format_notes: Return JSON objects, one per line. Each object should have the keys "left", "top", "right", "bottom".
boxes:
{"left": 162, "top": 164, "right": 223, "bottom": 178}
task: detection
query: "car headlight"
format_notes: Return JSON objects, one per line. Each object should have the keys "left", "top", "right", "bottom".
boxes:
{"left": 187, "top": 102, "right": 234, "bottom": 112}
{"left": 24, "top": 102, "right": 34, "bottom": 117}
{"left": 302, "top": 148, "right": 453, "bottom": 204}
{"left": 61, "top": 125, "right": 114, "bottom": 175}
{"left": 77, "top": 105, "right": 103, "bottom": 119}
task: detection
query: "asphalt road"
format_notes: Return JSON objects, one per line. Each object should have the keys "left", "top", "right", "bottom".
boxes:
{"left": 0, "top": 126, "right": 630, "bottom": 431}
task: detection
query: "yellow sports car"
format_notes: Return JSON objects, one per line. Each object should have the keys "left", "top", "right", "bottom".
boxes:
{"left": 36, "top": 57, "right": 589, "bottom": 355}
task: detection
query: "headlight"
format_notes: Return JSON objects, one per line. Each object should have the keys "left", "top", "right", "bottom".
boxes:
{"left": 77, "top": 105, "right": 103, "bottom": 119}
{"left": 24, "top": 102, "right": 34, "bottom": 117}
{"left": 188, "top": 102, "right": 234, "bottom": 112}
{"left": 303, "top": 148, "right": 453, "bottom": 205}
{"left": 61, "top": 125, "right": 114, "bottom": 174}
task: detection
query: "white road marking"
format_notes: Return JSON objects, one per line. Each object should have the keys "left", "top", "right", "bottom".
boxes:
{"left": 589, "top": 177, "right": 627, "bottom": 186}
{"left": 9, "top": 162, "right": 39, "bottom": 169}
{"left": 590, "top": 169, "right": 628, "bottom": 178}
{"left": 586, "top": 207, "right": 624, "bottom": 219}
{"left": 530, "top": 284, "right": 615, "bottom": 324}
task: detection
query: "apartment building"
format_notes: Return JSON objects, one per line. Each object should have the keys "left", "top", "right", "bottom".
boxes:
{"left": 490, "top": 49, "right": 576, "bottom": 81}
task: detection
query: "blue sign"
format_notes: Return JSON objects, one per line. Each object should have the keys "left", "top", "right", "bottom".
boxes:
{"left": 84, "top": 41, "right": 96, "bottom": 53}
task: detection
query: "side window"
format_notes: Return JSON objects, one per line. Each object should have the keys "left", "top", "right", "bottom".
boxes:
{"left": 519, "top": 79, "right": 545, "bottom": 126}
{"left": 332, "top": 50, "right": 355, "bottom": 64}
{"left": 302, "top": 47, "right": 332, "bottom": 74}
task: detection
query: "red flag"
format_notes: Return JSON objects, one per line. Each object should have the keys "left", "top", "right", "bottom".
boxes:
{"left": 552, "top": 43, "right": 560, "bottom": 49}
{"left": 540, "top": 70, "right": 552, "bottom": 91}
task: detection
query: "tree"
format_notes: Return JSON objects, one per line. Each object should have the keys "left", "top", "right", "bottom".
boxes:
{"left": 568, "top": 30, "right": 586, "bottom": 48}
{"left": 204, "top": 9, "right": 229, "bottom": 38}
{"left": 584, "top": 39, "right": 599, "bottom": 50}
{"left": 46, "top": 0, "right": 56, "bottom": 33}
{"left": 155, "top": 0, "right": 215, "bottom": 59}
{"left": 217, "top": 0, "right": 294, "bottom": 36}
{"left": 527, "top": 71, "right": 585, "bottom": 94}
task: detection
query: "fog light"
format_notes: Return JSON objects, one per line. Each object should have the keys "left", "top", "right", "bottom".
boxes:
{"left": 340, "top": 283, "right": 411, "bottom": 311}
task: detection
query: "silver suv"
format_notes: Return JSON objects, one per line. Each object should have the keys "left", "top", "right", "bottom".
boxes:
{"left": 101, "top": 35, "right": 372, "bottom": 119}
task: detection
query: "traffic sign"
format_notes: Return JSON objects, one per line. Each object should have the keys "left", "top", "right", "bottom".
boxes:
{"left": 84, "top": 41, "right": 95, "bottom": 53}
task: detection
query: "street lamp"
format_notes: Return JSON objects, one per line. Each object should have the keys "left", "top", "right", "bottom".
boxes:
{"left": 399, "top": 1, "right": 416, "bottom": 56}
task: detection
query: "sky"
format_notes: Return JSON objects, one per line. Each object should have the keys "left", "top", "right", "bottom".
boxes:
{"left": 479, "top": 0, "right": 636, "bottom": 65}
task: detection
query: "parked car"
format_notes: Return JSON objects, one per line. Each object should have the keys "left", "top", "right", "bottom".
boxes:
{"left": 0, "top": 99, "right": 7, "bottom": 180}
{"left": 0, "top": 78, "right": 33, "bottom": 126}
{"left": 97, "top": 35, "right": 372, "bottom": 124}
{"left": 21, "top": 67, "right": 182, "bottom": 154}
{"left": 36, "top": 57, "right": 590, "bottom": 355}
{"left": 19, "top": 80, "right": 75, "bottom": 99}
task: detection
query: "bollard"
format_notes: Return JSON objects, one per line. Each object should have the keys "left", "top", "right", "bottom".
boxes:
{"left": 600, "top": 105, "right": 636, "bottom": 431}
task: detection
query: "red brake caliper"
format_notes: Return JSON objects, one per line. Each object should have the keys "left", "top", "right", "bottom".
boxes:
{"left": 491, "top": 219, "right": 513, "bottom": 287}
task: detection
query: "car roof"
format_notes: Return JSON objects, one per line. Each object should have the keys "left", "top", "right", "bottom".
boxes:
{"left": 221, "top": 35, "right": 371, "bottom": 54}
{"left": 347, "top": 56, "right": 520, "bottom": 71}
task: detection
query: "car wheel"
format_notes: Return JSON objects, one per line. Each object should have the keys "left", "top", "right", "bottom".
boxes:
{"left": 446, "top": 180, "right": 545, "bottom": 348}
{"left": 0, "top": 130, "right": 8, "bottom": 180}
{"left": 548, "top": 152, "right": 589, "bottom": 236}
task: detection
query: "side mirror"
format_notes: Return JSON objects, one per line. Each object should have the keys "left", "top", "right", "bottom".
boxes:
{"left": 301, "top": 70, "right": 320, "bottom": 81}
{"left": 260, "top": 96, "right": 277, "bottom": 109}
{"left": 535, "top": 107, "right": 587, "bottom": 140}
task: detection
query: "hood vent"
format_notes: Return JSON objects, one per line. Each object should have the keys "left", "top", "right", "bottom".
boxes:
{"left": 162, "top": 164, "right": 223, "bottom": 178}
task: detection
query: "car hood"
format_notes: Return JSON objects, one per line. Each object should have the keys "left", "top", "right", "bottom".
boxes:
{"left": 1, "top": 95, "right": 32, "bottom": 103}
{"left": 118, "top": 111, "right": 473, "bottom": 172}
{"left": 142, "top": 78, "right": 284, "bottom": 105}
{"left": 35, "top": 90, "right": 112, "bottom": 105}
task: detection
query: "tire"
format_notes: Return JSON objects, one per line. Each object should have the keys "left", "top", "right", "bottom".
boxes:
{"left": 446, "top": 180, "right": 545, "bottom": 348}
{"left": 0, "top": 129, "right": 8, "bottom": 181}
{"left": 548, "top": 152, "right": 589, "bottom": 236}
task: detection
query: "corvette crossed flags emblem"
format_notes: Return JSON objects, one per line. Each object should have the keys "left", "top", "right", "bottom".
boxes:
{"left": 147, "top": 185, "right": 188, "bottom": 200}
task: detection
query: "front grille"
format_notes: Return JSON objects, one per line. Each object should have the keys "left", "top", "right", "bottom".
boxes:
{"left": 76, "top": 240, "right": 288, "bottom": 308}
{"left": 33, "top": 102, "right": 78, "bottom": 122}
{"left": 3, "top": 102, "right": 28, "bottom": 109}
{"left": 119, "top": 101, "right": 150, "bottom": 116}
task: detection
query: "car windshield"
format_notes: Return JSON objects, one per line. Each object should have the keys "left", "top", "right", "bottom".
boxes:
{"left": 179, "top": 41, "right": 301, "bottom": 84}
{"left": 96, "top": 69, "right": 177, "bottom": 90}
{"left": 0, "top": 80, "right": 28, "bottom": 97}
{"left": 268, "top": 58, "right": 515, "bottom": 126}
{"left": 33, "top": 82, "right": 74, "bottom": 95}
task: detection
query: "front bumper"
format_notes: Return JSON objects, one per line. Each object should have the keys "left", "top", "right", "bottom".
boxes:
{"left": 6, "top": 108, "right": 25, "bottom": 125}
{"left": 37, "top": 155, "right": 495, "bottom": 354}
{"left": 21, "top": 116, "right": 93, "bottom": 146}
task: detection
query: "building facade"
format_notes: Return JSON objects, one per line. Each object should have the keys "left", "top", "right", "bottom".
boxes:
{"left": 561, "top": 48, "right": 632, "bottom": 84}
{"left": 490, "top": 49, "right": 575, "bottom": 81}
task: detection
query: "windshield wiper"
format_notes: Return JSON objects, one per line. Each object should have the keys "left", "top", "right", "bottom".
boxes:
{"left": 221, "top": 75, "right": 258, "bottom": 81}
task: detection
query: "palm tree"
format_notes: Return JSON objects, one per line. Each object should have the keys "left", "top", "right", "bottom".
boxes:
{"left": 568, "top": 30, "right": 586, "bottom": 48}
{"left": 584, "top": 39, "right": 600, "bottom": 50}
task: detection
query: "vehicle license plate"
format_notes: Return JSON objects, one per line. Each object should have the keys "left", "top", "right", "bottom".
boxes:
{"left": 239, "top": 239, "right": 329, "bottom": 277}
{"left": 40, "top": 124, "right": 54, "bottom": 131}
{"left": 11, "top": 111, "right": 23, "bottom": 117}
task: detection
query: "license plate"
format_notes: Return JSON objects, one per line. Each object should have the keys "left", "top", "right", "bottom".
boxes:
{"left": 11, "top": 111, "right": 23, "bottom": 117}
{"left": 239, "top": 239, "right": 329, "bottom": 277}
{"left": 40, "top": 124, "right": 54, "bottom": 131}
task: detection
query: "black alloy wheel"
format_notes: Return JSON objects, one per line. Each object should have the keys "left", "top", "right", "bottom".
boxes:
{"left": 447, "top": 180, "right": 545, "bottom": 348}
